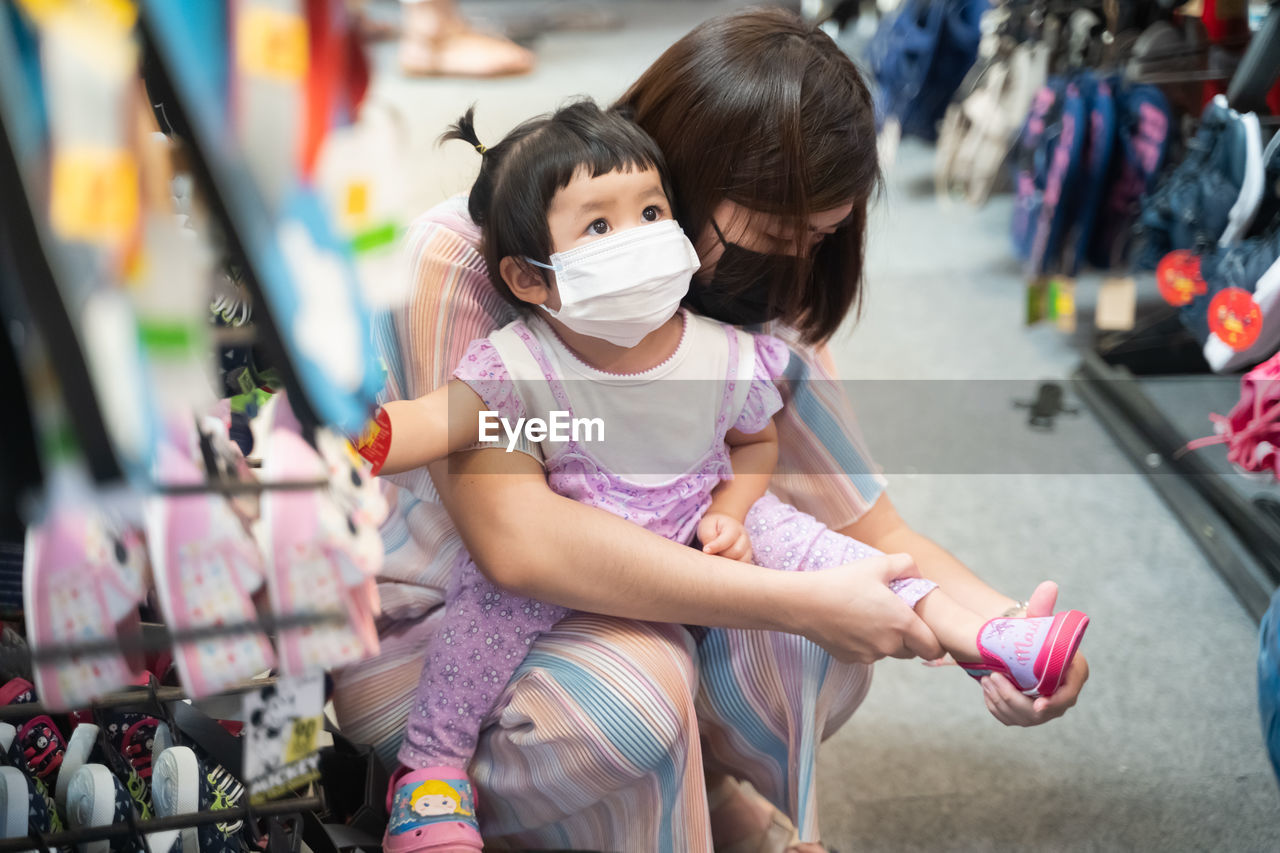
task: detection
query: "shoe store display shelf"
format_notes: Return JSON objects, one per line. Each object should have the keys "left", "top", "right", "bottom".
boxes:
{"left": 1076, "top": 315, "right": 1280, "bottom": 622}
{"left": 0, "top": 795, "right": 323, "bottom": 853}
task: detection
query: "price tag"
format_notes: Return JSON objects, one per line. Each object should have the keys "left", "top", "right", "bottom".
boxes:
{"left": 237, "top": 4, "right": 308, "bottom": 82}
{"left": 1095, "top": 276, "right": 1137, "bottom": 331}
{"left": 241, "top": 675, "right": 325, "bottom": 803}
{"left": 1026, "top": 276, "right": 1048, "bottom": 325}
{"left": 49, "top": 147, "right": 140, "bottom": 244}
{"left": 1208, "top": 287, "right": 1262, "bottom": 352}
{"left": 1156, "top": 250, "right": 1204, "bottom": 306}
{"left": 1046, "top": 277, "right": 1076, "bottom": 333}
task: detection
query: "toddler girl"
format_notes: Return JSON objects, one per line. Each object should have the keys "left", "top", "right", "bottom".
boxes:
{"left": 363, "top": 100, "right": 1089, "bottom": 852}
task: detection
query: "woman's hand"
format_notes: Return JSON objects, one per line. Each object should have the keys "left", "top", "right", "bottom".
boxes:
{"left": 798, "top": 553, "right": 944, "bottom": 664}
{"left": 699, "top": 512, "right": 753, "bottom": 562}
{"left": 980, "top": 581, "right": 1090, "bottom": 726}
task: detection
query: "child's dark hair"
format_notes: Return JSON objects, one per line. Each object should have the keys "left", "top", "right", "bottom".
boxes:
{"left": 441, "top": 98, "right": 674, "bottom": 305}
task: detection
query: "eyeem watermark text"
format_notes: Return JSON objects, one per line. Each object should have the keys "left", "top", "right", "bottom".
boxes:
{"left": 478, "top": 411, "right": 604, "bottom": 452}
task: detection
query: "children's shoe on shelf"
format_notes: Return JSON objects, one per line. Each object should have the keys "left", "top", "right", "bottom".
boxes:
{"left": 147, "top": 437, "right": 276, "bottom": 698}
{"left": 0, "top": 764, "right": 58, "bottom": 841}
{"left": 259, "top": 428, "right": 379, "bottom": 677}
{"left": 1135, "top": 95, "right": 1264, "bottom": 268}
{"left": 0, "top": 677, "right": 36, "bottom": 707}
{"left": 151, "top": 745, "right": 244, "bottom": 853}
{"left": 1186, "top": 351, "right": 1280, "bottom": 476}
{"left": 23, "top": 503, "right": 146, "bottom": 710}
{"left": 0, "top": 722, "right": 64, "bottom": 833}
{"left": 55, "top": 719, "right": 155, "bottom": 823}
{"left": 14, "top": 715, "right": 67, "bottom": 787}
{"left": 65, "top": 762, "right": 172, "bottom": 853}
{"left": 960, "top": 610, "right": 1090, "bottom": 698}
{"left": 384, "top": 766, "right": 482, "bottom": 853}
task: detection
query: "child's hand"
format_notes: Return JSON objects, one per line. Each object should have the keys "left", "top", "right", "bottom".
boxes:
{"left": 698, "top": 513, "right": 753, "bottom": 563}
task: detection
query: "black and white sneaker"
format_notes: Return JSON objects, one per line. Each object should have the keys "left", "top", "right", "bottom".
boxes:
{"left": 65, "top": 763, "right": 137, "bottom": 853}
{"left": 152, "top": 746, "right": 244, "bottom": 853}
{"left": 0, "top": 720, "right": 63, "bottom": 832}
{"left": 0, "top": 764, "right": 56, "bottom": 841}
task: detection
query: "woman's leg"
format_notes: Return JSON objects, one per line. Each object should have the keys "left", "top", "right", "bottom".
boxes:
{"left": 696, "top": 493, "right": 915, "bottom": 844}
{"left": 471, "top": 614, "right": 711, "bottom": 852}
{"left": 334, "top": 612, "right": 714, "bottom": 852}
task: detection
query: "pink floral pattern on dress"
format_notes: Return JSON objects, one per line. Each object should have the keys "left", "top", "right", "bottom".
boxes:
{"left": 452, "top": 338, "right": 526, "bottom": 422}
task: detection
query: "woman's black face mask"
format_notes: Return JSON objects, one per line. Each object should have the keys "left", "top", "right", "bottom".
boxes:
{"left": 684, "top": 220, "right": 806, "bottom": 327}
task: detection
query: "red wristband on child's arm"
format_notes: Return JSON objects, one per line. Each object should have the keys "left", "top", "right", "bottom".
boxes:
{"left": 356, "top": 406, "right": 392, "bottom": 476}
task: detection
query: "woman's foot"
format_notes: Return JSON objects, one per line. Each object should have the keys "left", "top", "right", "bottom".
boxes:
{"left": 708, "top": 775, "right": 823, "bottom": 853}
{"left": 399, "top": 0, "right": 535, "bottom": 78}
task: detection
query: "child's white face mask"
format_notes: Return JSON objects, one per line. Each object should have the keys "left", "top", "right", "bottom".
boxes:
{"left": 525, "top": 220, "right": 700, "bottom": 348}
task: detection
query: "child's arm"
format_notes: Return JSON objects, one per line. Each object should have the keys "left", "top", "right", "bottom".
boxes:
{"left": 699, "top": 419, "right": 779, "bottom": 562}
{"left": 360, "top": 381, "right": 488, "bottom": 476}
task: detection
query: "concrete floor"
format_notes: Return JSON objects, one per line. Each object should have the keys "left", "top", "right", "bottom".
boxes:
{"left": 362, "top": 1, "right": 1280, "bottom": 849}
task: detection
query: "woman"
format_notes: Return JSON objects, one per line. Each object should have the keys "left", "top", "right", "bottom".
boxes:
{"left": 334, "top": 8, "right": 1088, "bottom": 851}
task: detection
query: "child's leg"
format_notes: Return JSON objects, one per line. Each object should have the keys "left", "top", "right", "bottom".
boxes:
{"left": 386, "top": 556, "right": 571, "bottom": 851}
{"left": 398, "top": 556, "right": 572, "bottom": 770}
{"left": 746, "top": 494, "right": 1087, "bottom": 698}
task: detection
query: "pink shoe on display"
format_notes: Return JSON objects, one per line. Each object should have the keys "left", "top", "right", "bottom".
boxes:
{"left": 259, "top": 429, "right": 378, "bottom": 676}
{"left": 23, "top": 505, "right": 146, "bottom": 709}
{"left": 383, "top": 766, "right": 482, "bottom": 853}
{"left": 147, "top": 439, "right": 276, "bottom": 698}
{"left": 960, "top": 610, "right": 1090, "bottom": 698}
{"left": 1185, "top": 352, "right": 1280, "bottom": 477}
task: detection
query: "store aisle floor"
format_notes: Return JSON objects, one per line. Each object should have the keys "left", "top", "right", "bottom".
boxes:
{"left": 366, "top": 2, "right": 1280, "bottom": 848}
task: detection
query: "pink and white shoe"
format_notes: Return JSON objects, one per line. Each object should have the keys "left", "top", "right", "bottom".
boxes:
{"left": 960, "top": 610, "right": 1090, "bottom": 698}
{"left": 147, "top": 438, "right": 276, "bottom": 698}
{"left": 258, "top": 428, "right": 377, "bottom": 676}
{"left": 383, "top": 766, "right": 482, "bottom": 852}
{"left": 23, "top": 502, "right": 146, "bottom": 709}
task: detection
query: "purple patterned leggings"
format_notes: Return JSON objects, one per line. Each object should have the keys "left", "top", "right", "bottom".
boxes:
{"left": 397, "top": 492, "right": 936, "bottom": 770}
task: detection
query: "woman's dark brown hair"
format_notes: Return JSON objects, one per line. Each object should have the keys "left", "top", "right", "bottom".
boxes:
{"left": 617, "top": 6, "right": 881, "bottom": 344}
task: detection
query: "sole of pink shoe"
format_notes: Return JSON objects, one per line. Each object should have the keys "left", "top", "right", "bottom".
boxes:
{"left": 1032, "top": 610, "right": 1090, "bottom": 698}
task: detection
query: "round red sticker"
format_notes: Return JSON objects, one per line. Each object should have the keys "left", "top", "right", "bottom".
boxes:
{"left": 1156, "top": 250, "right": 1205, "bottom": 306}
{"left": 1208, "top": 287, "right": 1262, "bottom": 352}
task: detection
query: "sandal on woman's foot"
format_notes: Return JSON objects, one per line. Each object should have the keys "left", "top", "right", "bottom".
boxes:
{"left": 961, "top": 609, "right": 1090, "bottom": 698}
{"left": 399, "top": 13, "right": 534, "bottom": 79}
{"left": 709, "top": 776, "right": 805, "bottom": 853}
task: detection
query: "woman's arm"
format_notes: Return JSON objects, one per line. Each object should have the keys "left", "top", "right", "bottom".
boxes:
{"left": 429, "top": 445, "right": 945, "bottom": 663}
{"left": 840, "top": 494, "right": 1088, "bottom": 724}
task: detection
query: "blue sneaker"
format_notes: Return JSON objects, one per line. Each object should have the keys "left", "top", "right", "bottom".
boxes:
{"left": 0, "top": 765, "right": 58, "bottom": 841}
{"left": 1135, "top": 95, "right": 1265, "bottom": 269}
{"left": 65, "top": 763, "right": 170, "bottom": 853}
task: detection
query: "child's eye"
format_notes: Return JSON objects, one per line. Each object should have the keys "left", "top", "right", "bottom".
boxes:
{"left": 642, "top": 205, "right": 662, "bottom": 222}
{"left": 588, "top": 219, "right": 609, "bottom": 235}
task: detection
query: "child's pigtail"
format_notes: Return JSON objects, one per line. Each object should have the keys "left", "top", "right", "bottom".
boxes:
{"left": 440, "top": 105, "right": 494, "bottom": 227}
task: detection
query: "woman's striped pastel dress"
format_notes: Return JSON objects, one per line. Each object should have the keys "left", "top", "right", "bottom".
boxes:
{"left": 330, "top": 197, "right": 891, "bottom": 850}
